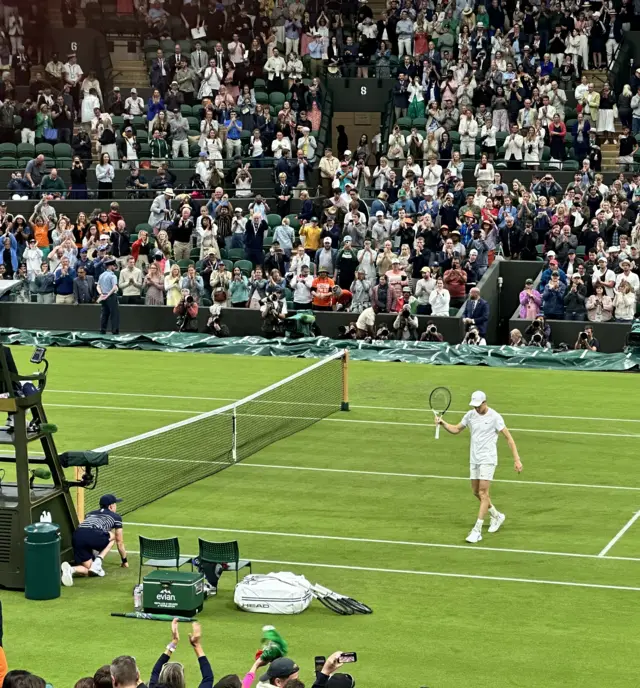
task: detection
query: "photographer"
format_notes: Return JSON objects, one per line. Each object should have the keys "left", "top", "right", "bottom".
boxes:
{"left": 336, "top": 323, "right": 358, "bottom": 340}
{"left": 564, "top": 273, "right": 587, "bottom": 321}
{"left": 463, "top": 324, "right": 486, "bottom": 346}
{"left": 574, "top": 325, "right": 600, "bottom": 352}
{"left": 420, "top": 321, "right": 444, "bottom": 342}
{"left": 260, "top": 292, "right": 287, "bottom": 338}
{"left": 393, "top": 303, "right": 418, "bottom": 341}
{"left": 205, "top": 305, "right": 230, "bottom": 337}
{"left": 174, "top": 289, "right": 199, "bottom": 332}
{"left": 524, "top": 315, "right": 551, "bottom": 347}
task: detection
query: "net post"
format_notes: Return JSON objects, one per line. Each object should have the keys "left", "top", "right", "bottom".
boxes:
{"left": 232, "top": 405, "right": 238, "bottom": 462}
{"left": 341, "top": 350, "right": 349, "bottom": 412}
{"left": 75, "top": 466, "right": 85, "bottom": 521}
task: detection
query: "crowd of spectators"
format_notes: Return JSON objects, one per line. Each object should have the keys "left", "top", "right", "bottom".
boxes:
{"left": 0, "top": 606, "right": 357, "bottom": 688}
{"left": 0, "top": 0, "right": 638, "bottom": 348}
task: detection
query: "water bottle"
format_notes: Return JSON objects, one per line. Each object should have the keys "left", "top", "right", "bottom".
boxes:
{"left": 133, "top": 584, "right": 143, "bottom": 611}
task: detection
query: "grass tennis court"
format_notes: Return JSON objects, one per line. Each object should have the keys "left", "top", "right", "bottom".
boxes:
{"left": 3, "top": 347, "right": 640, "bottom": 688}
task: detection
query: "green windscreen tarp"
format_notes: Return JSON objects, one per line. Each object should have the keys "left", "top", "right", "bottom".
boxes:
{"left": 0, "top": 328, "right": 638, "bottom": 372}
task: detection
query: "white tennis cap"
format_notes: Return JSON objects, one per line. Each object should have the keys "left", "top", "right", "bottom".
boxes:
{"left": 469, "top": 391, "right": 487, "bottom": 407}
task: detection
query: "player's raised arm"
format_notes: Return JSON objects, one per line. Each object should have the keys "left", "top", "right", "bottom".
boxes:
{"left": 500, "top": 427, "right": 523, "bottom": 472}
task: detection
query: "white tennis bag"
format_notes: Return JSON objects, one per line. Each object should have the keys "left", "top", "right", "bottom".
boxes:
{"left": 234, "top": 572, "right": 313, "bottom": 614}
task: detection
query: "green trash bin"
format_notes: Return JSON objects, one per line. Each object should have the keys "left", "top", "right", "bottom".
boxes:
{"left": 24, "top": 522, "right": 62, "bottom": 600}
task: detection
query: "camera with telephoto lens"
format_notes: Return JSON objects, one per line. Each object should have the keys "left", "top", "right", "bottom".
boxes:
{"left": 376, "top": 325, "right": 390, "bottom": 340}
{"left": 530, "top": 332, "right": 543, "bottom": 345}
{"left": 427, "top": 324, "right": 438, "bottom": 335}
{"left": 337, "top": 323, "right": 357, "bottom": 340}
{"left": 185, "top": 295, "right": 194, "bottom": 304}
{"left": 579, "top": 331, "right": 589, "bottom": 340}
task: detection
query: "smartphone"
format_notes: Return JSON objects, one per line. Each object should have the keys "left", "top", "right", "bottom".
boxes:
{"left": 30, "top": 347, "right": 46, "bottom": 364}
{"left": 314, "top": 656, "right": 326, "bottom": 673}
{"left": 339, "top": 653, "right": 357, "bottom": 663}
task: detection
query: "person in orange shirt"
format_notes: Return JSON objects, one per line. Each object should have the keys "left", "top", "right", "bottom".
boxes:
{"left": 29, "top": 215, "right": 51, "bottom": 248}
{"left": 299, "top": 216, "right": 321, "bottom": 257}
{"left": 311, "top": 265, "right": 335, "bottom": 310}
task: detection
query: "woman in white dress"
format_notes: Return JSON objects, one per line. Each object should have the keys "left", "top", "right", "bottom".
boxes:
{"left": 565, "top": 29, "right": 582, "bottom": 69}
{"left": 81, "top": 88, "right": 101, "bottom": 126}
{"left": 164, "top": 264, "right": 183, "bottom": 307}
{"left": 199, "top": 109, "right": 218, "bottom": 150}
{"left": 523, "top": 127, "right": 544, "bottom": 168}
{"left": 197, "top": 60, "right": 222, "bottom": 100}
{"left": 203, "top": 129, "right": 224, "bottom": 170}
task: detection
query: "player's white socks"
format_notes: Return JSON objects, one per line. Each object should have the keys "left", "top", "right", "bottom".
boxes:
{"left": 489, "top": 505, "right": 499, "bottom": 518}
{"left": 474, "top": 518, "right": 484, "bottom": 532}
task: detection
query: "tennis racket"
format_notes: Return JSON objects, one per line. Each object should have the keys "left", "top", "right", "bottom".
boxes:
{"left": 429, "top": 386, "right": 452, "bottom": 440}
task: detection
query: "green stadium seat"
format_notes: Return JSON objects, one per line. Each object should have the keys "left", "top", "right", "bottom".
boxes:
{"left": 227, "top": 248, "right": 245, "bottom": 261}
{"left": 143, "top": 38, "right": 160, "bottom": 51}
{"left": 177, "top": 39, "right": 192, "bottom": 52}
{"left": 35, "top": 143, "right": 54, "bottom": 157}
{"left": 255, "top": 91, "right": 269, "bottom": 105}
{"left": 190, "top": 248, "right": 201, "bottom": 260}
{"left": 53, "top": 143, "right": 73, "bottom": 159}
{"left": 234, "top": 260, "right": 253, "bottom": 276}
{"left": 0, "top": 143, "right": 16, "bottom": 158}
{"left": 0, "top": 159, "right": 17, "bottom": 168}
{"left": 254, "top": 78, "right": 266, "bottom": 92}
{"left": 139, "top": 143, "right": 150, "bottom": 157}
{"left": 411, "top": 117, "right": 427, "bottom": 128}
{"left": 222, "top": 259, "right": 234, "bottom": 272}
{"left": 396, "top": 116, "right": 411, "bottom": 128}
{"left": 160, "top": 39, "right": 175, "bottom": 53}
{"left": 178, "top": 258, "right": 195, "bottom": 272}
{"left": 135, "top": 223, "right": 153, "bottom": 235}
{"left": 563, "top": 160, "right": 579, "bottom": 171}
{"left": 186, "top": 116, "right": 199, "bottom": 129}
{"left": 111, "top": 115, "right": 125, "bottom": 130}
{"left": 269, "top": 92, "right": 285, "bottom": 109}
{"left": 136, "top": 129, "right": 148, "bottom": 143}
{"left": 535, "top": 244, "right": 544, "bottom": 254}
{"left": 17, "top": 143, "right": 35, "bottom": 158}
{"left": 56, "top": 158, "right": 72, "bottom": 169}
{"left": 449, "top": 131, "right": 460, "bottom": 143}
{"left": 129, "top": 234, "right": 138, "bottom": 244}
{"left": 172, "top": 159, "right": 191, "bottom": 169}
{"left": 267, "top": 213, "right": 282, "bottom": 229}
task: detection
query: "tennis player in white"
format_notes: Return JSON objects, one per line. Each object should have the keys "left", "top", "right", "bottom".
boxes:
{"left": 435, "top": 390, "right": 523, "bottom": 543}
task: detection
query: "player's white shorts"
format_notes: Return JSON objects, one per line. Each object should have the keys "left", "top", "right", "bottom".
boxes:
{"left": 470, "top": 463, "right": 496, "bottom": 481}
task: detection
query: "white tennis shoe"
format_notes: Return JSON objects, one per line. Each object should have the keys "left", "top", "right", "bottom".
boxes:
{"left": 61, "top": 561, "right": 74, "bottom": 587}
{"left": 488, "top": 512, "right": 506, "bottom": 533}
{"left": 465, "top": 529, "right": 482, "bottom": 544}
{"left": 89, "top": 557, "right": 105, "bottom": 577}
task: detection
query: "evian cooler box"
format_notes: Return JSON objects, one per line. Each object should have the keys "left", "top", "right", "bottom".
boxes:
{"left": 142, "top": 571, "right": 205, "bottom": 616}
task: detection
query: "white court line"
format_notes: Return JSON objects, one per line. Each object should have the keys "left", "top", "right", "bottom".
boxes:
{"left": 598, "top": 511, "right": 640, "bottom": 557}
{"left": 45, "top": 389, "right": 640, "bottom": 425}
{"left": 22, "top": 448, "right": 640, "bottom": 493}
{"left": 127, "top": 520, "right": 640, "bottom": 563}
{"left": 125, "top": 550, "right": 640, "bottom": 593}
{"left": 40, "top": 402, "right": 640, "bottom": 439}
{"left": 101, "top": 455, "right": 640, "bottom": 493}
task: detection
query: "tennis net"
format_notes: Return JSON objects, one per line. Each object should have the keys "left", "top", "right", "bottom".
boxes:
{"left": 85, "top": 351, "right": 347, "bottom": 516}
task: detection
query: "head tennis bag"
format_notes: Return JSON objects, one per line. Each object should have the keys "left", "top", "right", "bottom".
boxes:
{"left": 234, "top": 573, "right": 313, "bottom": 615}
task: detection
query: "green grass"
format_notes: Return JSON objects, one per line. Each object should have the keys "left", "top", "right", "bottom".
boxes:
{"left": 3, "top": 348, "right": 640, "bottom": 688}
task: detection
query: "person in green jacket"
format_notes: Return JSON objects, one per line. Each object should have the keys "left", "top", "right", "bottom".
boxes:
{"left": 35, "top": 104, "right": 53, "bottom": 143}
{"left": 229, "top": 266, "right": 250, "bottom": 307}
{"left": 40, "top": 168, "right": 67, "bottom": 199}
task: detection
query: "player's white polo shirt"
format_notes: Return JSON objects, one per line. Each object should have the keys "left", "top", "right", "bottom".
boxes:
{"left": 460, "top": 408, "right": 505, "bottom": 467}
